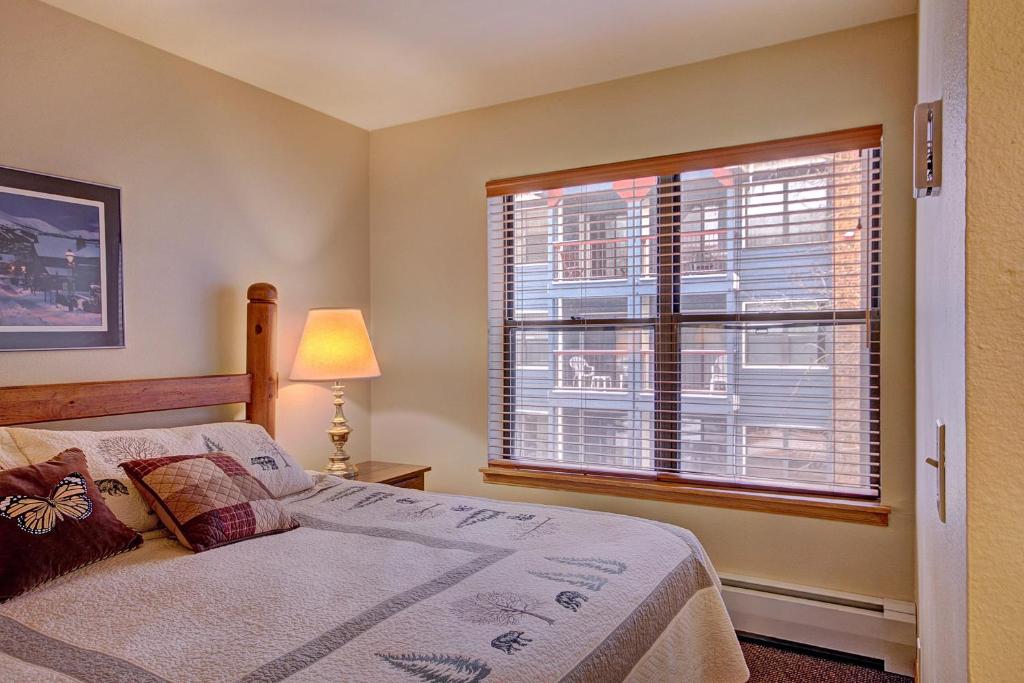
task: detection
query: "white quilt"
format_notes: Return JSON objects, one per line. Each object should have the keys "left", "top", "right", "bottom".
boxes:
{"left": 0, "top": 476, "right": 749, "bottom": 682}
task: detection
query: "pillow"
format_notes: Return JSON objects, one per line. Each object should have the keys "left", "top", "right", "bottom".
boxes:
{"left": 0, "top": 428, "right": 29, "bottom": 471}
{"left": 7, "top": 426, "right": 195, "bottom": 532}
{"left": 177, "top": 422, "right": 313, "bottom": 498}
{"left": 0, "top": 449, "right": 142, "bottom": 602}
{"left": 120, "top": 453, "right": 297, "bottom": 553}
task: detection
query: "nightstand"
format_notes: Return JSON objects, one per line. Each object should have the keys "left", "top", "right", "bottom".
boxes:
{"left": 352, "top": 461, "right": 431, "bottom": 490}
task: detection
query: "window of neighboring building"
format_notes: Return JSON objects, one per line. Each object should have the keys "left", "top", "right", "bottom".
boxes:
{"left": 743, "top": 161, "right": 831, "bottom": 247}
{"left": 742, "top": 301, "right": 831, "bottom": 368}
{"left": 679, "top": 417, "right": 730, "bottom": 476}
{"left": 743, "top": 425, "right": 833, "bottom": 485}
{"left": 515, "top": 412, "right": 551, "bottom": 460}
{"left": 513, "top": 196, "right": 550, "bottom": 266}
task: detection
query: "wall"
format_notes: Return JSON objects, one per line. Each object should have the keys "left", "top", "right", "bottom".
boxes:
{"left": 370, "top": 17, "right": 918, "bottom": 599}
{"left": 966, "top": 0, "right": 1024, "bottom": 679}
{"left": 915, "top": 0, "right": 968, "bottom": 680}
{"left": 0, "top": 0, "right": 372, "bottom": 468}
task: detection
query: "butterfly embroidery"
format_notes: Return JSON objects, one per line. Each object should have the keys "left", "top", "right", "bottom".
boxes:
{"left": 0, "top": 472, "right": 93, "bottom": 535}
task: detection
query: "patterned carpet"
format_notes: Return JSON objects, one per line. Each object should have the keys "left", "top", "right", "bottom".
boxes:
{"left": 741, "top": 639, "right": 914, "bottom": 682}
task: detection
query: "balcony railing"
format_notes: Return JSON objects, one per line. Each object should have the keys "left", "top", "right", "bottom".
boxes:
{"left": 554, "top": 349, "right": 652, "bottom": 392}
{"left": 553, "top": 231, "right": 729, "bottom": 281}
{"left": 553, "top": 238, "right": 630, "bottom": 281}
{"left": 550, "top": 349, "right": 727, "bottom": 394}
{"left": 680, "top": 230, "right": 729, "bottom": 274}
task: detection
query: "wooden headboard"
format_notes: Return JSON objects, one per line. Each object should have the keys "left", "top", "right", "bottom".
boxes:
{"left": 0, "top": 283, "right": 279, "bottom": 436}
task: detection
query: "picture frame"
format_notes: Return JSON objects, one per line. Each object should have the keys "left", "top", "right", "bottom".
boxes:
{"left": 0, "top": 165, "right": 124, "bottom": 351}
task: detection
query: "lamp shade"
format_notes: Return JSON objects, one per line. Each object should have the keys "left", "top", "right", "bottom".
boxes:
{"left": 290, "top": 308, "right": 381, "bottom": 381}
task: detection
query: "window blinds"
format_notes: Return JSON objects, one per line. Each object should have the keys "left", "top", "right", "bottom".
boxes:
{"left": 487, "top": 127, "right": 882, "bottom": 498}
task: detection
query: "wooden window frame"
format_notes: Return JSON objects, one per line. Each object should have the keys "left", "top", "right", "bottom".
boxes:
{"left": 485, "top": 127, "right": 889, "bottom": 526}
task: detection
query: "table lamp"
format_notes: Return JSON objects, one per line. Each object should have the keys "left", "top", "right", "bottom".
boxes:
{"left": 290, "top": 308, "right": 380, "bottom": 478}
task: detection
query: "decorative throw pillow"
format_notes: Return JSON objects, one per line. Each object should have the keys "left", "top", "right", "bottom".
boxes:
{"left": 0, "top": 428, "right": 29, "bottom": 471}
{"left": 0, "top": 449, "right": 142, "bottom": 602}
{"left": 120, "top": 453, "right": 297, "bottom": 552}
{"left": 7, "top": 426, "right": 195, "bottom": 532}
{"left": 177, "top": 422, "right": 313, "bottom": 498}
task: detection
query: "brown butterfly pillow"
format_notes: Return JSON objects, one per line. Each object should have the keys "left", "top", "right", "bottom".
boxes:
{"left": 0, "top": 448, "right": 142, "bottom": 602}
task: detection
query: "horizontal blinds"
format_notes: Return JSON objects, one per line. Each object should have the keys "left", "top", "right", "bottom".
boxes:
{"left": 487, "top": 129, "right": 882, "bottom": 498}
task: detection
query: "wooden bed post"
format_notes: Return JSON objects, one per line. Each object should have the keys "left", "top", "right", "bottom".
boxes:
{"left": 246, "top": 283, "right": 278, "bottom": 437}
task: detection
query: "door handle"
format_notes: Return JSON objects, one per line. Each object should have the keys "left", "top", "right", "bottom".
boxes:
{"left": 929, "top": 422, "right": 946, "bottom": 523}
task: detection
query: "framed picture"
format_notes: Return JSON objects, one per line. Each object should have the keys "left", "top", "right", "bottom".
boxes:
{"left": 0, "top": 166, "right": 123, "bottom": 350}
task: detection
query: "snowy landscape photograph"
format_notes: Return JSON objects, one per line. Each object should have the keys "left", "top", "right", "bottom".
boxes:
{"left": 0, "top": 166, "right": 122, "bottom": 350}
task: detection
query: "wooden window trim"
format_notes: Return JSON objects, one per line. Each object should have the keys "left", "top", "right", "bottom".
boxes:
{"left": 480, "top": 460, "right": 890, "bottom": 526}
{"left": 490, "top": 128, "right": 884, "bottom": 516}
{"left": 486, "top": 125, "right": 882, "bottom": 197}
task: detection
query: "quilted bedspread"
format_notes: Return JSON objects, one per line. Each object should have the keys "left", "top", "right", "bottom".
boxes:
{"left": 0, "top": 476, "right": 749, "bottom": 682}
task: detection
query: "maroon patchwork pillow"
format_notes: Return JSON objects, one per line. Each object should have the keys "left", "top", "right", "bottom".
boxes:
{"left": 0, "top": 449, "right": 142, "bottom": 602}
{"left": 120, "top": 453, "right": 297, "bottom": 552}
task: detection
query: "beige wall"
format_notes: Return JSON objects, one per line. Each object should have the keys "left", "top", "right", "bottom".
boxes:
{"left": 0, "top": 0, "right": 372, "bottom": 468}
{"left": 370, "top": 17, "right": 918, "bottom": 599}
{"left": 915, "top": 0, "right": 968, "bottom": 679}
{"left": 966, "top": 0, "right": 1024, "bottom": 679}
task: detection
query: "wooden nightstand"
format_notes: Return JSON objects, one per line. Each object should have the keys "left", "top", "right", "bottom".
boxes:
{"left": 353, "top": 461, "right": 431, "bottom": 490}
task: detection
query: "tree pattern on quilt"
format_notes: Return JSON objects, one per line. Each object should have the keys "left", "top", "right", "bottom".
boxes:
{"left": 527, "top": 571, "right": 606, "bottom": 592}
{"left": 96, "top": 436, "right": 163, "bottom": 466}
{"left": 510, "top": 516, "right": 560, "bottom": 541}
{"left": 388, "top": 502, "right": 446, "bottom": 521}
{"left": 202, "top": 435, "right": 224, "bottom": 453}
{"left": 377, "top": 652, "right": 491, "bottom": 682}
{"left": 555, "top": 591, "right": 588, "bottom": 612}
{"left": 326, "top": 486, "right": 365, "bottom": 503}
{"left": 544, "top": 557, "right": 626, "bottom": 575}
{"left": 455, "top": 509, "right": 505, "bottom": 529}
{"left": 452, "top": 591, "right": 555, "bottom": 626}
{"left": 490, "top": 631, "right": 531, "bottom": 655}
{"left": 350, "top": 491, "right": 394, "bottom": 509}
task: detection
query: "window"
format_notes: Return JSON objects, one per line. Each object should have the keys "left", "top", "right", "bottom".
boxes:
{"left": 517, "top": 331, "right": 550, "bottom": 369}
{"left": 488, "top": 127, "right": 882, "bottom": 505}
{"left": 557, "top": 197, "right": 630, "bottom": 280}
{"left": 743, "top": 425, "right": 833, "bottom": 485}
{"left": 560, "top": 408, "right": 652, "bottom": 470}
{"left": 514, "top": 196, "right": 550, "bottom": 265}
{"left": 742, "top": 301, "right": 831, "bottom": 368}
{"left": 514, "top": 412, "right": 550, "bottom": 459}
{"left": 743, "top": 160, "right": 831, "bottom": 247}
{"left": 679, "top": 417, "right": 730, "bottom": 475}
{"left": 680, "top": 326, "right": 727, "bottom": 393}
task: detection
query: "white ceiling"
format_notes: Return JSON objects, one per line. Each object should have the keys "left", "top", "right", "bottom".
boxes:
{"left": 42, "top": 0, "right": 916, "bottom": 130}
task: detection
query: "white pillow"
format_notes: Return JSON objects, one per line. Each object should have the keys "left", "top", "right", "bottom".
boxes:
{"left": 0, "top": 428, "right": 29, "bottom": 470}
{"left": 7, "top": 426, "right": 195, "bottom": 532}
{"left": 176, "top": 422, "right": 313, "bottom": 498}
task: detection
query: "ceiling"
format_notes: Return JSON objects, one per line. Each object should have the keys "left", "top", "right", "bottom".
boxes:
{"left": 42, "top": 0, "right": 916, "bottom": 130}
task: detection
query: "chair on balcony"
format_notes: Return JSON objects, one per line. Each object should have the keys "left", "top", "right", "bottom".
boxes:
{"left": 568, "top": 355, "right": 612, "bottom": 390}
{"left": 709, "top": 354, "right": 728, "bottom": 392}
{"left": 568, "top": 356, "right": 594, "bottom": 389}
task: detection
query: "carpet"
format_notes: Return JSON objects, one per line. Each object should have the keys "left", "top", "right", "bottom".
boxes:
{"left": 741, "top": 639, "right": 914, "bottom": 682}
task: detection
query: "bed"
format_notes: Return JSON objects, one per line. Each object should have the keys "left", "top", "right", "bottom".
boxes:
{"left": 0, "top": 284, "right": 748, "bottom": 683}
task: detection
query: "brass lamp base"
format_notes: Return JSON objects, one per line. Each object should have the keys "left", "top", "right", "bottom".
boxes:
{"left": 324, "top": 381, "right": 359, "bottom": 479}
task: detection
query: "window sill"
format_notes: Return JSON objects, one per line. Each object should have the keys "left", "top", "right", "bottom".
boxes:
{"left": 480, "top": 461, "right": 890, "bottom": 526}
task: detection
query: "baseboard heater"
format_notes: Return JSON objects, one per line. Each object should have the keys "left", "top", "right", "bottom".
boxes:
{"left": 719, "top": 573, "right": 916, "bottom": 676}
